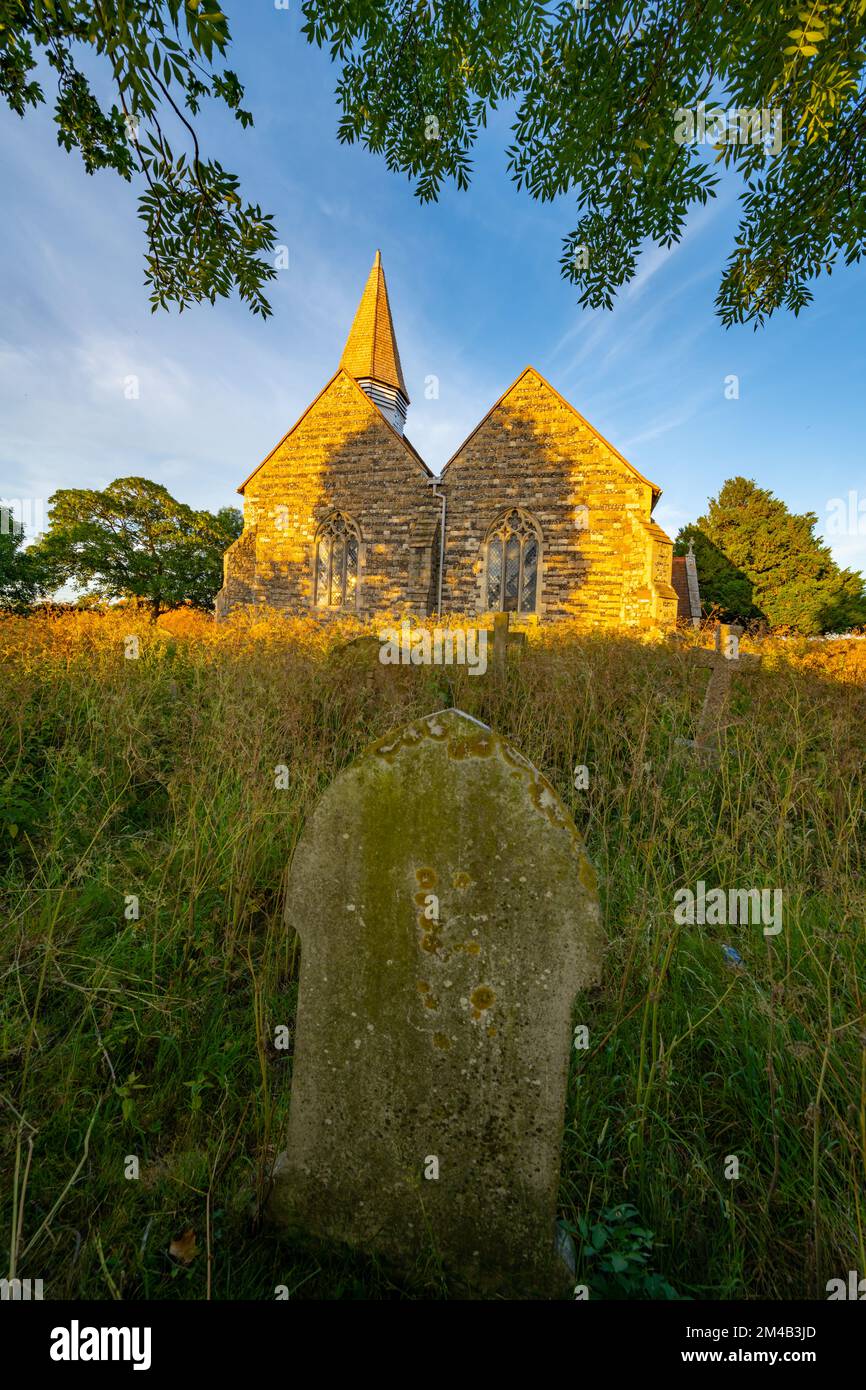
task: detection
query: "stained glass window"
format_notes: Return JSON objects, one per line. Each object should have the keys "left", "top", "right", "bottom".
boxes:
{"left": 315, "top": 540, "right": 329, "bottom": 608}
{"left": 345, "top": 536, "right": 358, "bottom": 602}
{"left": 486, "top": 535, "right": 503, "bottom": 610}
{"left": 504, "top": 534, "right": 521, "bottom": 611}
{"left": 521, "top": 537, "right": 538, "bottom": 614}
{"left": 484, "top": 509, "right": 541, "bottom": 614}
{"left": 314, "top": 512, "right": 360, "bottom": 608}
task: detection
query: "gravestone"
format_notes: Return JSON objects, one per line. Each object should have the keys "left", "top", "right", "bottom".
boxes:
{"left": 269, "top": 708, "right": 604, "bottom": 1296}
{"left": 326, "top": 632, "right": 400, "bottom": 701}
{"left": 484, "top": 611, "right": 527, "bottom": 674}
{"left": 691, "top": 623, "right": 762, "bottom": 762}
{"left": 480, "top": 611, "right": 528, "bottom": 675}
{"left": 327, "top": 633, "right": 385, "bottom": 672}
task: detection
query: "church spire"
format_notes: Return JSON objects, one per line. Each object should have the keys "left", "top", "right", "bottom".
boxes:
{"left": 340, "top": 251, "right": 410, "bottom": 434}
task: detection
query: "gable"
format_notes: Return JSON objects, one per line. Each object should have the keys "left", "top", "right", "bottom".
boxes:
{"left": 237, "top": 367, "right": 431, "bottom": 495}
{"left": 442, "top": 366, "right": 662, "bottom": 506}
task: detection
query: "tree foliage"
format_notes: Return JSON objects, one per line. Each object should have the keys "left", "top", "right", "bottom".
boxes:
{"left": 676, "top": 476, "right": 866, "bottom": 632}
{"left": 302, "top": 0, "right": 866, "bottom": 325}
{"left": 0, "top": 510, "right": 47, "bottom": 610}
{"left": 32, "top": 477, "right": 242, "bottom": 617}
{"left": 4, "top": 4, "right": 865, "bottom": 323}
{"left": 675, "top": 524, "right": 760, "bottom": 624}
{"left": 0, "top": 0, "right": 277, "bottom": 314}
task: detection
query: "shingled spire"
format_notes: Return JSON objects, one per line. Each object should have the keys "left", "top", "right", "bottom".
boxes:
{"left": 340, "top": 251, "right": 410, "bottom": 435}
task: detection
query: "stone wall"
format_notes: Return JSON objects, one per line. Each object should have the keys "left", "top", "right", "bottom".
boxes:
{"left": 216, "top": 370, "right": 440, "bottom": 621}
{"left": 216, "top": 364, "right": 678, "bottom": 629}
{"left": 440, "top": 368, "right": 676, "bottom": 628}
{"left": 214, "top": 525, "right": 257, "bottom": 620}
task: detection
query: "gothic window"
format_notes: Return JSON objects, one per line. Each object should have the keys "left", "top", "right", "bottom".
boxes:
{"left": 314, "top": 512, "right": 360, "bottom": 608}
{"left": 484, "top": 509, "right": 541, "bottom": 614}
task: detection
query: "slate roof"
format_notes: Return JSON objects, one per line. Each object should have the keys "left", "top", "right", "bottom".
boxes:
{"left": 672, "top": 556, "right": 694, "bottom": 620}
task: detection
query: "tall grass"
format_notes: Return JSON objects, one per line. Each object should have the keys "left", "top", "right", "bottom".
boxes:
{"left": 1, "top": 607, "right": 863, "bottom": 1299}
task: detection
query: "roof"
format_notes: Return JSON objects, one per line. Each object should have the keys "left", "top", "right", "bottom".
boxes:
{"left": 440, "top": 366, "right": 662, "bottom": 506}
{"left": 236, "top": 367, "right": 431, "bottom": 494}
{"left": 671, "top": 555, "right": 701, "bottom": 621}
{"left": 339, "top": 250, "right": 409, "bottom": 402}
{"left": 672, "top": 547, "right": 703, "bottom": 621}
{"left": 643, "top": 518, "right": 673, "bottom": 544}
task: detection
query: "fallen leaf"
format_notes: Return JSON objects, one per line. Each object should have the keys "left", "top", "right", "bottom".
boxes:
{"left": 169, "top": 1228, "right": 198, "bottom": 1265}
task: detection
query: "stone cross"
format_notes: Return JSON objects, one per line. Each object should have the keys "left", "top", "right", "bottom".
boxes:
{"left": 485, "top": 611, "right": 527, "bottom": 674}
{"left": 690, "top": 623, "right": 761, "bottom": 762}
{"left": 269, "top": 708, "right": 604, "bottom": 1296}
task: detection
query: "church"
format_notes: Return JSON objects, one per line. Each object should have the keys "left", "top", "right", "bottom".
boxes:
{"left": 215, "top": 253, "right": 695, "bottom": 629}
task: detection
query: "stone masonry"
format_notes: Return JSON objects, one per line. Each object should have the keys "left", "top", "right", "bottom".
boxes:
{"left": 440, "top": 367, "right": 678, "bottom": 627}
{"left": 216, "top": 370, "right": 440, "bottom": 621}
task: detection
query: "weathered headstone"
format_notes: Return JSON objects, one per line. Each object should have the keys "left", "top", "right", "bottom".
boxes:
{"left": 327, "top": 632, "right": 386, "bottom": 673}
{"left": 269, "top": 708, "right": 603, "bottom": 1296}
{"left": 326, "top": 632, "right": 401, "bottom": 699}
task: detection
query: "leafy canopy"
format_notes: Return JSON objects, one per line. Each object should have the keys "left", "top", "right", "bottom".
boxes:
{"left": 302, "top": 0, "right": 866, "bottom": 326}
{"left": 32, "top": 477, "right": 242, "bottom": 617}
{"left": 4, "top": 3, "right": 865, "bottom": 324}
{"left": 676, "top": 477, "right": 866, "bottom": 632}
{"left": 0, "top": 0, "right": 277, "bottom": 315}
{"left": 0, "top": 509, "right": 48, "bottom": 610}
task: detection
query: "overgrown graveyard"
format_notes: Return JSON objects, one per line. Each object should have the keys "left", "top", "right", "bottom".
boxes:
{"left": 1, "top": 608, "right": 863, "bottom": 1299}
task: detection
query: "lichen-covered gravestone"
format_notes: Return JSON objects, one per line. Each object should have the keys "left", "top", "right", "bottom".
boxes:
{"left": 269, "top": 709, "right": 603, "bottom": 1296}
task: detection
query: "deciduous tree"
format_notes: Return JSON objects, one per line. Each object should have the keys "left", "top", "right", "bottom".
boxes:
{"left": 302, "top": 0, "right": 866, "bottom": 325}
{"left": 1, "top": 0, "right": 276, "bottom": 314}
{"left": 33, "top": 477, "right": 242, "bottom": 618}
{"left": 0, "top": 511, "right": 46, "bottom": 610}
{"left": 5, "top": 4, "right": 864, "bottom": 325}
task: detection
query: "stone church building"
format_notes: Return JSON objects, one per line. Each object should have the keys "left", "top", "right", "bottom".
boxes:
{"left": 215, "top": 253, "right": 692, "bottom": 628}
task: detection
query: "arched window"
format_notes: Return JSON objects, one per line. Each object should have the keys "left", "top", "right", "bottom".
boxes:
{"left": 484, "top": 509, "right": 541, "bottom": 614}
{"left": 314, "top": 511, "right": 360, "bottom": 608}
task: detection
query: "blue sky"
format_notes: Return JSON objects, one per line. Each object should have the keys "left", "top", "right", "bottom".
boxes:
{"left": 2, "top": 4, "right": 865, "bottom": 578}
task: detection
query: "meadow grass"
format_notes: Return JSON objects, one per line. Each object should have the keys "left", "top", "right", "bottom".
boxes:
{"left": 1, "top": 607, "right": 863, "bottom": 1300}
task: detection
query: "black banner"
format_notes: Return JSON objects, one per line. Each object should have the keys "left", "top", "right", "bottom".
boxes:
{"left": 3, "top": 1296, "right": 861, "bottom": 1375}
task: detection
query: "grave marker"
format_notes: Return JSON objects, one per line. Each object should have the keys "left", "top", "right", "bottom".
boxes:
{"left": 485, "top": 611, "right": 527, "bottom": 673}
{"left": 269, "top": 708, "right": 604, "bottom": 1296}
{"left": 691, "top": 623, "right": 761, "bottom": 762}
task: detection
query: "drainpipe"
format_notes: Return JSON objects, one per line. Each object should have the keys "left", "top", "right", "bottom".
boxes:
{"left": 427, "top": 475, "right": 447, "bottom": 616}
